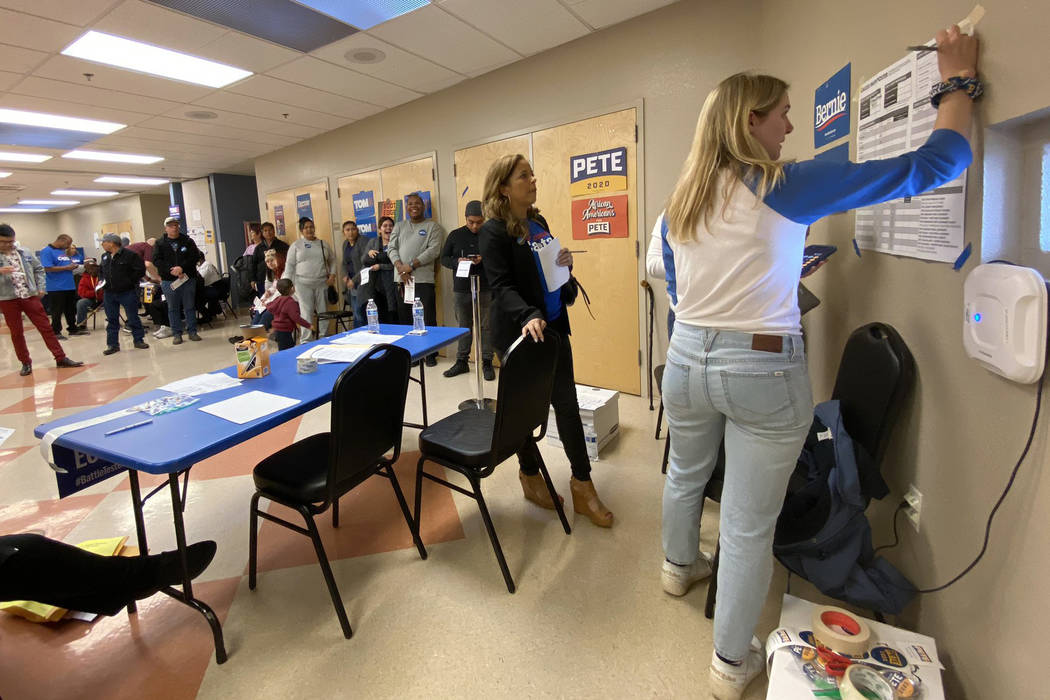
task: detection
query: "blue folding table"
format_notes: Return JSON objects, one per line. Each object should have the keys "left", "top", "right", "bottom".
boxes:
{"left": 33, "top": 324, "right": 467, "bottom": 663}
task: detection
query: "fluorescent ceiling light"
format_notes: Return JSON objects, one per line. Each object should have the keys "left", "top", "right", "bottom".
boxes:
{"left": 0, "top": 107, "right": 124, "bottom": 135}
{"left": 0, "top": 172, "right": 11, "bottom": 178}
{"left": 52, "top": 189, "right": 119, "bottom": 197}
{"left": 0, "top": 207, "right": 50, "bottom": 213}
{"left": 296, "top": 0, "right": 429, "bottom": 29}
{"left": 63, "top": 31, "right": 253, "bottom": 88}
{"left": 63, "top": 150, "right": 163, "bottom": 165}
{"left": 0, "top": 151, "right": 52, "bottom": 163}
{"left": 95, "top": 176, "right": 170, "bottom": 186}
{"left": 21, "top": 199, "right": 79, "bottom": 206}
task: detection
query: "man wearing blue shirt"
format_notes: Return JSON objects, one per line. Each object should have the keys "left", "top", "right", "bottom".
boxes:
{"left": 38, "top": 234, "right": 86, "bottom": 339}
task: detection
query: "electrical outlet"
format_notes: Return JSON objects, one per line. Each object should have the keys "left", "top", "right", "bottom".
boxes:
{"left": 904, "top": 485, "right": 923, "bottom": 531}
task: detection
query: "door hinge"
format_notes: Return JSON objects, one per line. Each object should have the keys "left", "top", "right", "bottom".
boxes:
{"left": 337, "top": 187, "right": 341, "bottom": 198}
{"left": 634, "top": 124, "right": 638, "bottom": 143}
{"left": 265, "top": 201, "right": 268, "bottom": 210}
{"left": 453, "top": 163, "right": 457, "bottom": 177}
{"left": 638, "top": 349, "right": 642, "bottom": 366}
{"left": 431, "top": 168, "right": 435, "bottom": 181}
{"left": 325, "top": 190, "right": 329, "bottom": 201}
{"left": 635, "top": 239, "right": 640, "bottom": 258}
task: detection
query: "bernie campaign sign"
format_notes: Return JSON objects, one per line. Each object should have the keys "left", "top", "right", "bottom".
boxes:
{"left": 814, "top": 63, "right": 851, "bottom": 148}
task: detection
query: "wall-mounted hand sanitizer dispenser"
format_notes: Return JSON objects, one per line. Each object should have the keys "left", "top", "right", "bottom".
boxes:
{"left": 963, "top": 263, "right": 1048, "bottom": 384}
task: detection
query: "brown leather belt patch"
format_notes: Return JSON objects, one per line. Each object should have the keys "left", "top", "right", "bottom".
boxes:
{"left": 751, "top": 334, "right": 783, "bottom": 353}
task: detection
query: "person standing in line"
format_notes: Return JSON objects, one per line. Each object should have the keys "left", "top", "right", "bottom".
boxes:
{"left": 252, "top": 222, "right": 288, "bottom": 294}
{"left": 98, "top": 234, "right": 149, "bottom": 355}
{"left": 152, "top": 216, "right": 202, "bottom": 345}
{"left": 39, "top": 234, "right": 86, "bottom": 338}
{"left": 0, "top": 224, "right": 83, "bottom": 376}
{"left": 479, "top": 155, "right": 614, "bottom": 529}
{"left": 368, "top": 216, "right": 399, "bottom": 323}
{"left": 388, "top": 193, "right": 444, "bottom": 365}
{"left": 340, "top": 220, "right": 369, "bottom": 327}
{"left": 282, "top": 216, "right": 336, "bottom": 342}
{"left": 440, "top": 200, "right": 494, "bottom": 380}
{"left": 657, "top": 28, "right": 979, "bottom": 700}
{"left": 243, "top": 224, "right": 262, "bottom": 257}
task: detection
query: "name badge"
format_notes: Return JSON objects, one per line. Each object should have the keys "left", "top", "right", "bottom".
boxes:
{"left": 360, "top": 268, "right": 370, "bottom": 285}
{"left": 456, "top": 259, "right": 472, "bottom": 278}
{"left": 418, "top": 229, "right": 426, "bottom": 236}
{"left": 403, "top": 278, "right": 415, "bottom": 303}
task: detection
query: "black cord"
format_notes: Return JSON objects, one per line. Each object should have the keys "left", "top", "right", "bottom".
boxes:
{"left": 874, "top": 501, "right": 907, "bottom": 555}
{"left": 903, "top": 371, "right": 1044, "bottom": 594}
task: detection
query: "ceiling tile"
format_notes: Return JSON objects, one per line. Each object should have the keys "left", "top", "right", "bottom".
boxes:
{"left": 195, "top": 30, "right": 302, "bottom": 74}
{"left": 0, "top": 69, "right": 21, "bottom": 91}
{"left": 92, "top": 0, "right": 228, "bottom": 53}
{"left": 137, "top": 116, "right": 295, "bottom": 146}
{"left": 33, "top": 55, "right": 214, "bottom": 102}
{"left": 0, "top": 0, "right": 121, "bottom": 26}
{"left": 11, "top": 76, "right": 182, "bottom": 116}
{"left": 0, "top": 43, "right": 50, "bottom": 74}
{"left": 107, "top": 125, "right": 281, "bottom": 153}
{"left": 157, "top": 107, "right": 324, "bottom": 139}
{"left": 267, "top": 56, "right": 421, "bottom": 108}
{"left": 561, "top": 0, "right": 677, "bottom": 29}
{"left": 189, "top": 91, "right": 349, "bottom": 131}
{"left": 227, "top": 75, "right": 382, "bottom": 121}
{"left": 438, "top": 0, "right": 589, "bottom": 56}
{"left": 0, "top": 8, "right": 82, "bottom": 52}
{"left": 0, "top": 93, "right": 153, "bottom": 128}
{"left": 310, "top": 33, "right": 464, "bottom": 94}
{"left": 370, "top": 5, "right": 520, "bottom": 76}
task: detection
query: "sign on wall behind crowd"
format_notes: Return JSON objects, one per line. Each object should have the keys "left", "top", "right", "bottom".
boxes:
{"left": 569, "top": 146, "right": 630, "bottom": 240}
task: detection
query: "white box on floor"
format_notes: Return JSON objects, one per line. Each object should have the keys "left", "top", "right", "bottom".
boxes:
{"left": 546, "top": 384, "right": 619, "bottom": 460}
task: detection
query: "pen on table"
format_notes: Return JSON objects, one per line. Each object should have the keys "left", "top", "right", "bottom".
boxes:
{"left": 104, "top": 419, "right": 153, "bottom": 437}
{"left": 907, "top": 45, "right": 938, "bottom": 52}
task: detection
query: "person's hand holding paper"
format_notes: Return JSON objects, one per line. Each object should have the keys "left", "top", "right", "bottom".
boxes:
{"left": 535, "top": 236, "right": 571, "bottom": 292}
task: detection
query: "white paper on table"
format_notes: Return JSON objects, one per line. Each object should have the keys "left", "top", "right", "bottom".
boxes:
{"left": 171, "top": 275, "right": 188, "bottom": 290}
{"left": 332, "top": 332, "right": 405, "bottom": 346}
{"left": 199, "top": 391, "right": 300, "bottom": 424}
{"left": 534, "top": 237, "right": 570, "bottom": 292}
{"left": 159, "top": 373, "right": 242, "bottom": 396}
{"left": 360, "top": 267, "right": 370, "bottom": 285}
{"left": 403, "top": 278, "right": 415, "bottom": 303}
{"left": 0, "top": 426, "right": 13, "bottom": 448}
{"left": 456, "top": 259, "right": 472, "bottom": 278}
{"left": 297, "top": 345, "right": 369, "bottom": 364}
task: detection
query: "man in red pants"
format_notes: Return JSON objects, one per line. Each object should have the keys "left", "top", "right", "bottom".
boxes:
{"left": 0, "top": 224, "right": 83, "bottom": 376}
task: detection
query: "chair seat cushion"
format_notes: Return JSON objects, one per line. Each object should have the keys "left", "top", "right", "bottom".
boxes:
{"left": 419, "top": 408, "right": 496, "bottom": 470}
{"left": 253, "top": 432, "right": 330, "bottom": 504}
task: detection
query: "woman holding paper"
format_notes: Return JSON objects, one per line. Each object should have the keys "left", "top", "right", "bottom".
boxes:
{"left": 658, "top": 26, "right": 979, "bottom": 700}
{"left": 479, "top": 154, "right": 613, "bottom": 528}
{"left": 367, "top": 217, "right": 400, "bottom": 323}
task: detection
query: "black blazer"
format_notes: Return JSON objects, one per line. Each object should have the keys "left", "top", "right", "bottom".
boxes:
{"left": 478, "top": 214, "right": 576, "bottom": 355}
{"left": 100, "top": 247, "right": 146, "bottom": 293}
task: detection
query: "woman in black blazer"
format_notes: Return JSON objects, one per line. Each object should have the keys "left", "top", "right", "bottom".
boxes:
{"left": 478, "top": 154, "right": 613, "bottom": 528}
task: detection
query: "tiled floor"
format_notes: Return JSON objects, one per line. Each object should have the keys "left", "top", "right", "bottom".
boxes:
{"left": 0, "top": 315, "right": 805, "bottom": 699}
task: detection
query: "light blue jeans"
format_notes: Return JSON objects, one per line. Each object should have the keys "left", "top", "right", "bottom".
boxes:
{"left": 661, "top": 324, "right": 813, "bottom": 662}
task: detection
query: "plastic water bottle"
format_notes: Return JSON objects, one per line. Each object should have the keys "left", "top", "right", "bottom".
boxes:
{"left": 366, "top": 298, "right": 380, "bottom": 333}
{"left": 412, "top": 297, "right": 426, "bottom": 333}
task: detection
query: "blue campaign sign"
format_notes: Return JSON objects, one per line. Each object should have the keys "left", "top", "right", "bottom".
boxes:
{"left": 353, "top": 191, "right": 378, "bottom": 237}
{"left": 52, "top": 444, "right": 127, "bottom": 498}
{"left": 814, "top": 63, "right": 851, "bottom": 148}
{"left": 814, "top": 141, "right": 850, "bottom": 163}
{"left": 357, "top": 217, "right": 377, "bottom": 237}
{"left": 296, "top": 193, "right": 313, "bottom": 222}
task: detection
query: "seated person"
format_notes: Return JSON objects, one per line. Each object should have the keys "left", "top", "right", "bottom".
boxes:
{"left": 195, "top": 252, "right": 224, "bottom": 324}
{"left": 0, "top": 533, "right": 216, "bottom": 616}
{"left": 75, "top": 259, "right": 103, "bottom": 329}
{"left": 265, "top": 278, "right": 311, "bottom": 351}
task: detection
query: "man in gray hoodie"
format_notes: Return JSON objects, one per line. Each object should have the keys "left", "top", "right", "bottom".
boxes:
{"left": 388, "top": 192, "right": 445, "bottom": 365}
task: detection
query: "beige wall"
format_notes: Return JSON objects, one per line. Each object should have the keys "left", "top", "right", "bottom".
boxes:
{"left": 0, "top": 213, "right": 56, "bottom": 253}
{"left": 54, "top": 195, "right": 150, "bottom": 258}
{"left": 181, "top": 177, "right": 220, "bottom": 266}
{"left": 139, "top": 194, "right": 172, "bottom": 241}
{"left": 254, "top": 1, "right": 1050, "bottom": 697}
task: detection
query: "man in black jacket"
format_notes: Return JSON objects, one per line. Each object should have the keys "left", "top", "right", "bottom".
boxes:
{"left": 98, "top": 233, "right": 148, "bottom": 354}
{"left": 152, "top": 216, "right": 202, "bottom": 344}
{"left": 439, "top": 200, "right": 494, "bottom": 379}
{"left": 253, "top": 221, "right": 289, "bottom": 294}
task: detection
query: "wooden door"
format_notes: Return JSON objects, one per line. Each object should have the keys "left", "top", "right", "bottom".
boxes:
{"left": 453, "top": 135, "right": 532, "bottom": 227}
{"left": 532, "top": 109, "right": 640, "bottom": 394}
{"left": 266, "top": 181, "right": 336, "bottom": 312}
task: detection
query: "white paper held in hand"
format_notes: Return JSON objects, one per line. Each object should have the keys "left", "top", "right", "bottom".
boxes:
{"left": 403, "top": 278, "right": 415, "bottom": 303}
{"left": 360, "top": 267, "right": 370, "bottom": 285}
{"left": 456, "top": 259, "right": 473, "bottom": 278}
{"left": 535, "top": 237, "right": 570, "bottom": 291}
{"left": 95, "top": 279, "right": 106, "bottom": 291}
{"left": 171, "top": 274, "right": 188, "bottom": 290}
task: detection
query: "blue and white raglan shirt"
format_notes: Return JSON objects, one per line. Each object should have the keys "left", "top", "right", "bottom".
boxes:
{"left": 655, "top": 128, "right": 972, "bottom": 334}
{"left": 526, "top": 219, "right": 564, "bottom": 322}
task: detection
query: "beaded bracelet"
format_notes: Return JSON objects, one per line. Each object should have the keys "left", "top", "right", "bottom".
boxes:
{"left": 930, "top": 76, "right": 984, "bottom": 108}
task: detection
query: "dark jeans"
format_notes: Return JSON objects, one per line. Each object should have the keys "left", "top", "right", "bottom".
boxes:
{"left": 513, "top": 332, "right": 591, "bottom": 481}
{"left": 0, "top": 534, "right": 163, "bottom": 616}
{"left": 251, "top": 309, "right": 273, "bottom": 330}
{"left": 76, "top": 297, "right": 100, "bottom": 326}
{"left": 104, "top": 288, "right": 144, "bottom": 346}
{"left": 45, "top": 289, "right": 77, "bottom": 334}
{"left": 453, "top": 290, "right": 493, "bottom": 361}
{"left": 274, "top": 330, "right": 295, "bottom": 350}
{"left": 352, "top": 293, "right": 368, "bottom": 329}
{"left": 161, "top": 277, "right": 197, "bottom": 335}
{"left": 397, "top": 282, "right": 436, "bottom": 359}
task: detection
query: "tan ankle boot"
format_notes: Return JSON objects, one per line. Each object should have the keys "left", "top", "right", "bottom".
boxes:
{"left": 570, "top": 477, "right": 614, "bottom": 528}
{"left": 519, "top": 471, "right": 563, "bottom": 510}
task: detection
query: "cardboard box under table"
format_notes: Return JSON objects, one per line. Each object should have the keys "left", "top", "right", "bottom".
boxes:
{"left": 546, "top": 385, "right": 619, "bottom": 461}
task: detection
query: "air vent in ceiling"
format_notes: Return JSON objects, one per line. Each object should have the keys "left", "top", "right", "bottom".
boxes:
{"left": 345, "top": 48, "right": 386, "bottom": 64}
{"left": 0, "top": 184, "right": 26, "bottom": 192}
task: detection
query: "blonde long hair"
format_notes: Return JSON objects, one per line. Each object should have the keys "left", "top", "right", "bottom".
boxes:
{"left": 666, "top": 73, "right": 789, "bottom": 243}
{"left": 483, "top": 154, "right": 540, "bottom": 242}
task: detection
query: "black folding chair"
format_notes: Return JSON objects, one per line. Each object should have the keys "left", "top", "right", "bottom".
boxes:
{"left": 413, "top": 332, "right": 570, "bottom": 593}
{"left": 317, "top": 291, "right": 355, "bottom": 337}
{"left": 248, "top": 345, "right": 425, "bottom": 638}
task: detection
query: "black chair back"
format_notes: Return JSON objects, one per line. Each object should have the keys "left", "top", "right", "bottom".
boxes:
{"left": 489, "top": 332, "right": 561, "bottom": 465}
{"left": 327, "top": 344, "right": 411, "bottom": 500}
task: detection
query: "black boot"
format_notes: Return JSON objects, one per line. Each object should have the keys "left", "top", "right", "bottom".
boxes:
{"left": 443, "top": 360, "right": 470, "bottom": 377}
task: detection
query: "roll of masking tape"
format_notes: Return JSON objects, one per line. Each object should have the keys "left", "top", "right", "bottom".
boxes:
{"left": 841, "top": 664, "right": 895, "bottom": 700}
{"left": 810, "top": 606, "right": 871, "bottom": 657}
{"left": 297, "top": 356, "right": 318, "bottom": 374}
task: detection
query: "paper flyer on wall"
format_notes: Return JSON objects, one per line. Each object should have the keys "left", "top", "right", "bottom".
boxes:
{"left": 853, "top": 46, "right": 966, "bottom": 263}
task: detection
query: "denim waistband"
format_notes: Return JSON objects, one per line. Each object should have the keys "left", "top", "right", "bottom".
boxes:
{"left": 671, "top": 324, "right": 805, "bottom": 361}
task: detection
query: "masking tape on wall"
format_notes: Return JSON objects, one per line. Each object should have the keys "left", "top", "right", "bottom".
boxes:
{"left": 810, "top": 606, "right": 872, "bottom": 657}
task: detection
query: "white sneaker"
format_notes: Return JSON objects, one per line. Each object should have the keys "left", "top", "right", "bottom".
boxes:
{"left": 154, "top": 326, "right": 173, "bottom": 339}
{"left": 709, "top": 637, "right": 764, "bottom": 700}
{"left": 121, "top": 326, "right": 132, "bottom": 334}
{"left": 661, "top": 553, "right": 713, "bottom": 596}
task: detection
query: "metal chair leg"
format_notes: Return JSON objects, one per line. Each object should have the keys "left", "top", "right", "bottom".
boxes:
{"left": 248, "top": 492, "right": 261, "bottom": 590}
{"left": 332, "top": 497, "right": 339, "bottom": 528}
{"left": 299, "top": 505, "right": 352, "bottom": 639}
{"left": 387, "top": 464, "right": 427, "bottom": 560}
{"left": 470, "top": 475, "right": 515, "bottom": 593}
{"left": 413, "top": 455, "right": 426, "bottom": 533}
{"left": 661, "top": 432, "right": 671, "bottom": 475}
{"left": 536, "top": 454, "right": 571, "bottom": 535}
{"left": 704, "top": 539, "right": 720, "bottom": 620}
{"left": 655, "top": 400, "right": 664, "bottom": 439}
